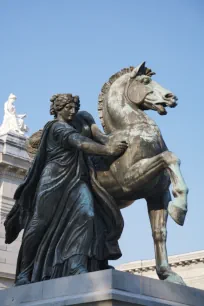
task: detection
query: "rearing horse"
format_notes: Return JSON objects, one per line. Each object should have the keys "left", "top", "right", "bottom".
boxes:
{"left": 94, "top": 62, "right": 188, "bottom": 285}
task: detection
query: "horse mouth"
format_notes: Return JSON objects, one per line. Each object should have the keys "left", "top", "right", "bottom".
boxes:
{"left": 155, "top": 100, "right": 177, "bottom": 115}
{"left": 155, "top": 103, "right": 167, "bottom": 115}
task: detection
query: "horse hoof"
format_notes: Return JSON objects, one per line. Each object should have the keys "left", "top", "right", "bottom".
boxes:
{"left": 168, "top": 200, "right": 187, "bottom": 226}
{"left": 164, "top": 274, "right": 186, "bottom": 286}
{"left": 157, "top": 266, "right": 186, "bottom": 285}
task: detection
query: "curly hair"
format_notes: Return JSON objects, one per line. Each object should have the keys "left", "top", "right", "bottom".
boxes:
{"left": 50, "top": 94, "right": 80, "bottom": 118}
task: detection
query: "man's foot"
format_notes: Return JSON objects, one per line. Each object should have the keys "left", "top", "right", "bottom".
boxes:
{"left": 99, "top": 260, "right": 115, "bottom": 270}
{"left": 15, "top": 277, "right": 30, "bottom": 286}
{"left": 77, "top": 267, "right": 88, "bottom": 274}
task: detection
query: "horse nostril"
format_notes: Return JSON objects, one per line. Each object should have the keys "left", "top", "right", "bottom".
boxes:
{"left": 165, "top": 93, "right": 174, "bottom": 99}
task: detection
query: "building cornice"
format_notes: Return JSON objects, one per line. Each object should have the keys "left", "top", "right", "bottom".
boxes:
{"left": 0, "top": 163, "right": 27, "bottom": 180}
{"left": 0, "top": 272, "right": 15, "bottom": 280}
{"left": 117, "top": 250, "right": 204, "bottom": 274}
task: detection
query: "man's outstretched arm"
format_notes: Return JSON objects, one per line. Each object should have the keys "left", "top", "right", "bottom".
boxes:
{"left": 68, "top": 132, "right": 127, "bottom": 157}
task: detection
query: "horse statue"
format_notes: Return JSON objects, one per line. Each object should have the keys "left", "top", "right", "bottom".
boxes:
{"left": 95, "top": 62, "right": 188, "bottom": 284}
{"left": 26, "top": 62, "right": 188, "bottom": 285}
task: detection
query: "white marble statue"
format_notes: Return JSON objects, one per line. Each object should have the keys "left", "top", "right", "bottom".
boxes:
{"left": 0, "top": 94, "right": 28, "bottom": 136}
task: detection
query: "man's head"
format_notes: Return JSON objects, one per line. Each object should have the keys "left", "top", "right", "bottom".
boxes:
{"left": 8, "top": 93, "right": 17, "bottom": 103}
{"left": 50, "top": 94, "right": 80, "bottom": 122}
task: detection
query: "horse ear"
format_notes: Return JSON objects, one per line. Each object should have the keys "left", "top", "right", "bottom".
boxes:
{"left": 130, "top": 62, "right": 146, "bottom": 78}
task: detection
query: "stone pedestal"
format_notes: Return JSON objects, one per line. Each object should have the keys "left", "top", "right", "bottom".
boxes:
{"left": 0, "top": 132, "right": 31, "bottom": 288}
{"left": 0, "top": 270, "right": 204, "bottom": 306}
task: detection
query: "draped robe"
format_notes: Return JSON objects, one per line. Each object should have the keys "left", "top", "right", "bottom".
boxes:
{"left": 4, "top": 119, "right": 124, "bottom": 282}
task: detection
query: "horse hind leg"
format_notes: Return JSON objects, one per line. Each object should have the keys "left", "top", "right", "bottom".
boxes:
{"left": 147, "top": 190, "right": 186, "bottom": 285}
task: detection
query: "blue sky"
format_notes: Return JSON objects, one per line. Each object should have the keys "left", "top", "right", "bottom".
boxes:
{"left": 0, "top": 1, "right": 203, "bottom": 265}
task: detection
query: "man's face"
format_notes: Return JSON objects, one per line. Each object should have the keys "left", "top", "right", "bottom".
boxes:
{"left": 9, "top": 98, "right": 16, "bottom": 103}
{"left": 60, "top": 102, "right": 77, "bottom": 122}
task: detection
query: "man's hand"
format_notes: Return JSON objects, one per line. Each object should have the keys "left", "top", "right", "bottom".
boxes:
{"left": 106, "top": 141, "right": 128, "bottom": 156}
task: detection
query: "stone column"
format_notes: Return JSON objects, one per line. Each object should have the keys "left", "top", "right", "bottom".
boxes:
{"left": 0, "top": 132, "right": 31, "bottom": 289}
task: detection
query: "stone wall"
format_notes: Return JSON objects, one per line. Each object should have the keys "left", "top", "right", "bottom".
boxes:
{"left": 0, "top": 226, "right": 22, "bottom": 289}
{"left": 0, "top": 132, "right": 30, "bottom": 289}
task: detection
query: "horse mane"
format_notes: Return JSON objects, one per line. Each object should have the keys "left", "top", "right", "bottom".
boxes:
{"left": 98, "top": 66, "right": 134, "bottom": 132}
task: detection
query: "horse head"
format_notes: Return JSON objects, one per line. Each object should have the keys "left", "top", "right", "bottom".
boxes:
{"left": 126, "top": 62, "right": 178, "bottom": 115}
{"left": 98, "top": 62, "right": 178, "bottom": 132}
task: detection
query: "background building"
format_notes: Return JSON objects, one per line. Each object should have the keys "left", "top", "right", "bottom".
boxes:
{"left": 0, "top": 131, "right": 30, "bottom": 289}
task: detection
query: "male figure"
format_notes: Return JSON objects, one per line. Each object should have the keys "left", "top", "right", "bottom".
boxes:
{"left": 5, "top": 94, "right": 127, "bottom": 285}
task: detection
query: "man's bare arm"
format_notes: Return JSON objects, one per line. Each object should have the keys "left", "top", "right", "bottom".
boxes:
{"left": 91, "top": 124, "right": 109, "bottom": 145}
{"left": 77, "top": 111, "right": 109, "bottom": 145}
{"left": 68, "top": 132, "right": 127, "bottom": 156}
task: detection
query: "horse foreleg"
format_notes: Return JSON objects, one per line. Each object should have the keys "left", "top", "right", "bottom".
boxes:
{"left": 147, "top": 191, "right": 186, "bottom": 285}
{"left": 110, "top": 151, "right": 188, "bottom": 225}
{"left": 111, "top": 153, "right": 166, "bottom": 192}
{"left": 166, "top": 159, "right": 188, "bottom": 226}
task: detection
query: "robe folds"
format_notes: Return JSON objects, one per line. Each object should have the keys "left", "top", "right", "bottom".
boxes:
{"left": 4, "top": 120, "right": 124, "bottom": 282}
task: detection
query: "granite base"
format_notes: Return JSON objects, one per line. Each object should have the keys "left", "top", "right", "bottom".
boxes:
{"left": 0, "top": 270, "right": 203, "bottom": 306}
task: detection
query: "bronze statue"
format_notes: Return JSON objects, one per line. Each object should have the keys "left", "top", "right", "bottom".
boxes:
{"left": 95, "top": 62, "right": 188, "bottom": 284}
{"left": 4, "top": 94, "right": 127, "bottom": 286}
{"left": 5, "top": 62, "right": 188, "bottom": 286}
